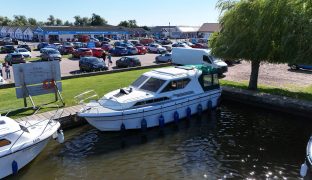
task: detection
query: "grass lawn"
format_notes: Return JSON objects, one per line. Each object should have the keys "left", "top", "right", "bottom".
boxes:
{"left": 220, "top": 79, "right": 312, "bottom": 101}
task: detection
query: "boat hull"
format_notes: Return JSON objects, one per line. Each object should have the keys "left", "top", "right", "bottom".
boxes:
{"left": 0, "top": 138, "right": 50, "bottom": 179}
{"left": 83, "top": 92, "right": 220, "bottom": 131}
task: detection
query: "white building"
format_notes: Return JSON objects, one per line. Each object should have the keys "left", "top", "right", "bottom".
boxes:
{"left": 7, "top": 27, "right": 18, "bottom": 38}
{"left": 0, "top": 26, "right": 10, "bottom": 37}
{"left": 23, "top": 27, "right": 36, "bottom": 41}
{"left": 198, "top": 23, "right": 220, "bottom": 40}
{"left": 151, "top": 26, "right": 199, "bottom": 39}
{"left": 14, "top": 27, "right": 28, "bottom": 40}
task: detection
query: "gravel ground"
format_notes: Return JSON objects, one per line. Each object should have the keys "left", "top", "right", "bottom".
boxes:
{"left": 223, "top": 61, "right": 312, "bottom": 88}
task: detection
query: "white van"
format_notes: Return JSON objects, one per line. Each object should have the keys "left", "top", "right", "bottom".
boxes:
{"left": 171, "top": 48, "right": 228, "bottom": 74}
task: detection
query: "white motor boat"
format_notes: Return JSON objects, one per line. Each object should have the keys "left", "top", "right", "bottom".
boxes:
{"left": 77, "top": 65, "right": 222, "bottom": 131}
{"left": 0, "top": 113, "right": 64, "bottom": 179}
{"left": 301, "top": 136, "right": 312, "bottom": 179}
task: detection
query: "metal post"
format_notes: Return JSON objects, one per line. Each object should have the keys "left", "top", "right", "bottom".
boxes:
{"left": 169, "top": 22, "right": 171, "bottom": 38}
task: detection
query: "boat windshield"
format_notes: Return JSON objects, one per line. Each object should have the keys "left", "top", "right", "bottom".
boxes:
{"left": 131, "top": 75, "right": 149, "bottom": 88}
{"left": 140, "top": 77, "right": 166, "bottom": 93}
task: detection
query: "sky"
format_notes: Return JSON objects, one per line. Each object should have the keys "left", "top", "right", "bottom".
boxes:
{"left": 0, "top": 0, "right": 220, "bottom": 26}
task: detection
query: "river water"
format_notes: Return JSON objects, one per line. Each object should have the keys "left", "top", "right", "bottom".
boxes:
{"left": 7, "top": 101, "right": 312, "bottom": 179}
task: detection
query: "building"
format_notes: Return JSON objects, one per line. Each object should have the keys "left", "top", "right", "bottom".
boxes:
{"left": 15, "top": 27, "right": 28, "bottom": 40}
{"left": 198, "top": 23, "right": 220, "bottom": 39}
{"left": 33, "top": 25, "right": 136, "bottom": 42}
{"left": 150, "top": 26, "right": 200, "bottom": 39}
{"left": 0, "top": 26, "right": 10, "bottom": 37}
{"left": 23, "top": 26, "right": 36, "bottom": 41}
{"left": 7, "top": 27, "right": 18, "bottom": 38}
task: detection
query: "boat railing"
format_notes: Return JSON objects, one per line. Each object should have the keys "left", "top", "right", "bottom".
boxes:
{"left": 74, "top": 90, "right": 99, "bottom": 105}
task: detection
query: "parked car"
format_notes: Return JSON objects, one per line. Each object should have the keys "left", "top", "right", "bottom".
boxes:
{"left": 37, "top": 42, "right": 49, "bottom": 50}
{"left": 79, "top": 57, "right": 108, "bottom": 72}
{"left": 72, "top": 48, "right": 93, "bottom": 58}
{"left": 130, "top": 40, "right": 140, "bottom": 46}
{"left": 289, "top": 64, "right": 312, "bottom": 70}
{"left": 73, "top": 42, "right": 84, "bottom": 49}
{"left": 114, "top": 41, "right": 123, "bottom": 47}
{"left": 103, "top": 37, "right": 111, "bottom": 42}
{"left": 155, "top": 53, "right": 172, "bottom": 63}
{"left": 91, "top": 48, "right": 104, "bottom": 58}
{"left": 126, "top": 46, "right": 138, "bottom": 55}
{"left": 101, "top": 44, "right": 113, "bottom": 52}
{"left": 63, "top": 42, "right": 74, "bottom": 47}
{"left": 162, "top": 45, "right": 172, "bottom": 52}
{"left": 147, "top": 44, "right": 166, "bottom": 53}
{"left": 4, "top": 53, "right": 26, "bottom": 65}
{"left": 135, "top": 44, "right": 147, "bottom": 55}
{"left": 191, "top": 43, "right": 208, "bottom": 49}
{"left": 156, "top": 38, "right": 172, "bottom": 45}
{"left": 116, "top": 56, "right": 141, "bottom": 68}
{"left": 1, "top": 45, "right": 16, "bottom": 53}
{"left": 59, "top": 46, "right": 74, "bottom": 55}
{"left": 41, "top": 48, "right": 62, "bottom": 61}
{"left": 15, "top": 48, "right": 32, "bottom": 58}
{"left": 109, "top": 46, "right": 128, "bottom": 56}
{"left": 172, "top": 42, "right": 190, "bottom": 48}
{"left": 17, "top": 44, "right": 31, "bottom": 52}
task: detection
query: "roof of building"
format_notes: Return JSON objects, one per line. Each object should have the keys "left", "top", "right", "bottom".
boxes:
{"left": 8, "top": 27, "right": 18, "bottom": 32}
{"left": 198, "top": 23, "right": 220, "bottom": 32}
{"left": 16, "top": 26, "right": 28, "bottom": 32}
{"left": 177, "top": 26, "right": 200, "bottom": 33}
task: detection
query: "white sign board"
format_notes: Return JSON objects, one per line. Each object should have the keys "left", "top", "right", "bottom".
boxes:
{"left": 13, "top": 61, "right": 61, "bottom": 87}
{"left": 13, "top": 61, "right": 62, "bottom": 99}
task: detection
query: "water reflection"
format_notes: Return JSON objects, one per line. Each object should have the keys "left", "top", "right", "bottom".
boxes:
{"left": 6, "top": 102, "right": 312, "bottom": 179}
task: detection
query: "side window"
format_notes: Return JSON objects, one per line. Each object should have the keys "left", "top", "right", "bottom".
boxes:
{"left": 203, "top": 74, "right": 212, "bottom": 87}
{"left": 213, "top": 74, "right": 219, "bottom": 85}
{"left": 162, "top": 78, "right": 191, "bottom": 93}
{"left": 203, "top": 55, "right": 211, "bottom": 64}
{"left": 0, "top": 139, "right": 11, "bottom": 147}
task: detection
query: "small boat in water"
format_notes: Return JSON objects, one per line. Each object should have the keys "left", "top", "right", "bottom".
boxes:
{"left": 77, "top": 65, "right": 222, "bottom": 131}
{"left": 301, "top": 136, "right": 312, "bottom": 179}
{"left": 0, "top": 112, "right": 64, "bottom": 179}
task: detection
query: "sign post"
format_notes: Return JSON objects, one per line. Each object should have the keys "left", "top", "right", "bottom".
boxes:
{"left": 13, "top": 61, "right": 64, "bottom": 109}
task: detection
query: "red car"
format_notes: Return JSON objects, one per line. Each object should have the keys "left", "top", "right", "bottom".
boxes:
{"left": 91, "top": 48, "right": 104, "bottom": 58}
{"left": 59, "top": 46, "right": 74, "bottom": 55}
{"left": 101, "top": 44, "right": 113, "bottom": 52}
{"left": 72, "top": 48, "right": 93, "bottom": 58}
{"left": 135, "top": 44, "right": 147, "bottom": 55}
{"left": 191, "top": 43, "right": 207, "bottom": 49}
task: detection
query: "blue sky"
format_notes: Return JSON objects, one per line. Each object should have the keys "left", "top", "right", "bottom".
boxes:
{"left": 0, "top": 0, "right": 220, "bottom": 26}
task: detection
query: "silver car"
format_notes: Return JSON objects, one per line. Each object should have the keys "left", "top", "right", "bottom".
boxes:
{"left": 155, "top": 53, "right": 172, "bottom": 63}
{"left": 41, "top": 48, "right": 62, "bottom": 61}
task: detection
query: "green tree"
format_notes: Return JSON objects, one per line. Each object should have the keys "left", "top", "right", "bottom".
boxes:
{"left": 210, "top": 0, "right": 312, "bottom": 90}
{"left": 0, "top": 16, "right": 11, "bottom": 25}
{"left": 28, "top": 18, "right": 37, "bottom": 26}
{"left": 74, "top": 16, "right": 90, "bottom": 26}
{"left": 64, "top": 20, "right": 72, "bottom": 26}
{"left": 12, "top": 15, "right": 28, "bottom": 26}
{"left": 90, "top": 13, "right": 107, "bottom": 26}
{"left": 56, "top": 18, "right": 63, "bottom": 26}
{"left": 118, "top": 20, "right": 138, "bottom": 28}
{"left": 46, "top": 15, "right": 56, "bottom": 26}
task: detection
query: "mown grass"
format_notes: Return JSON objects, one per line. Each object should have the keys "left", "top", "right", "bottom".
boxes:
{"left": 0, "top": 68, "right": 152, "bottom": 118}
{"left": 220, "top": 79, "right": 312, "bottom": 101}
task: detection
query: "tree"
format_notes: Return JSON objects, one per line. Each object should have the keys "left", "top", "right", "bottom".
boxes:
{"left": 74, "top": 16, "right": 90, "bottom": 26}
{"left": 64, "top": 20, "right": 72, "bottom": 26}
{"left": 210, "top": 0, "right": 312, "bottom": 90}
{"left": 56, "top": 18, "right": 63, "bottom": 26}
{"left": 118, "top": 20, "right": 138, "bottom": 28}
{"left": 141, "top": 26, "right": 150, "bottom": 31}
{"left": 0, "top": 16, "right": 11, "bottom": 25}
{"left": 12, "top": 15, "right": 28, "bottom": 26}
{"left": 46, "top": 15, "right": 56, "bottom": 26}
{"left": 90, "top": 13, "right": 107, "bottom": 26}
{"left": 28, "top": 18, "right": 37, "bottom": 26}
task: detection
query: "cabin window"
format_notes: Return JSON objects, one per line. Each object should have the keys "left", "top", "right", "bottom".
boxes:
{"left": 213, "top": 74, "right": 219, "bottom": 85}
{"left": 203, "top": 55, "right": 211, "bottom": 64}
{"left": 203, "top": 75, "right": 213, "bottom": 87}
{"left": 161, "top": 78, "right": 191, "bottom": 93}
{"left": 134, "top": 97, "right": 169, "bottom": 106}
{"left": 140, "top": 78, "right": 166, "bottom": 93}
{"left": 131, "top": 75, "right": 149, "bottom": 88}
{"left": 0, "top": 139, "right": 11, "bottom": 147}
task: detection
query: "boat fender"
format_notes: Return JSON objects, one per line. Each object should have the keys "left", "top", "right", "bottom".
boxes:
{"left": 141, "top": 118, "right": 147, "bottom": 131}
{"left": 207, "top": 100, "right": 212, "bottom": 111}
{"left": 57, "top": 129, "right": 65, "bottom": 144}
{"left": 186, "top": 107, "right": 191, "bottom": 119}
{"left": 52, "top": 132, "right": 58, "bottom": 139}
{"left": 197, "top": 104, "right": 203, "bottom": 114}
{"left": 174, "top": 111, "right": 179, "bottom": 124}
{"left": 300, "top": 163, "right": 308, "bottom": 177}
{"left": 120, "top": 123, "right": 126, "bottom": 132}
{"left": 12, "top": 160, "right": 18, "bottom": 174}
{"left": 159, "top": 115, "right": 165, "bottom": 128}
